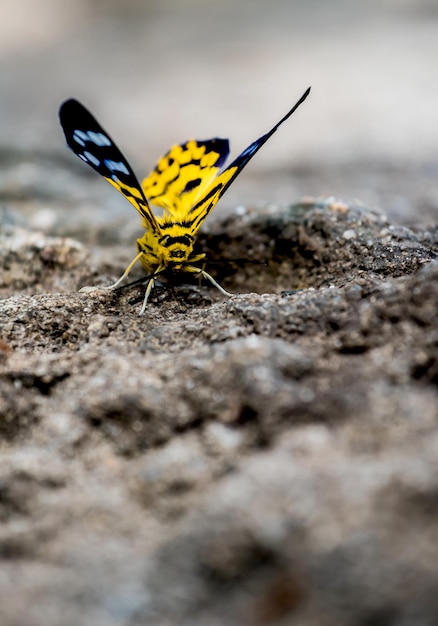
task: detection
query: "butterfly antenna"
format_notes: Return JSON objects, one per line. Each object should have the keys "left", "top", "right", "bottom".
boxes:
{"left": 113, "top": 269, "right": 166, "bottom": 293}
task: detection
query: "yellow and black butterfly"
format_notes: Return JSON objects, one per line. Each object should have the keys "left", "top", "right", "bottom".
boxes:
{"left": 59, "top": 87, "right": 310, "bottom": 314}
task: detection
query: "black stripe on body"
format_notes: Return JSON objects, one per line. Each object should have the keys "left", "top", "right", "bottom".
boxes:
{"left": 139, "top": 242, "right": 154, "bottom": 252}
{"left": 160, "top": 234, "right": 194, "bottom": 248}
{"left": 159, "top": 219, "right": 197, "bottom": 230}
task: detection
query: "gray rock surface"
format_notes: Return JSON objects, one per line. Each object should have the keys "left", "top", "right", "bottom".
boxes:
{"left": 0, "top": 197, "right": 437, "bottom": 625}
{"left": 0, "top": 2, "right": 438, "bottom": 624}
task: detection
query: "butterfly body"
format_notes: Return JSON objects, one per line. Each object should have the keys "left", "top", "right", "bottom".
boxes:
{"left": 136, "top": 214, "right": 199, "bottom": 271}
{"left": 59, "top": 87, "right": 310, "bottom": 312}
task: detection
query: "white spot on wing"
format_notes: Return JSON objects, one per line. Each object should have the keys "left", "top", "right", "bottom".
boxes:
{"left": 83, "top": 151, "right": 100, "bottom": 167}
{"left": 73, "top": 130, "right": 86, "bottom": 147}
{"left": 240, "top": 142, "right": 258, "bottom": 159}
{"left": 87, "top": 131, "right": 111, "bottom": 147}
{"left": 104, "top": 159, "right": 130, "bottom": 175}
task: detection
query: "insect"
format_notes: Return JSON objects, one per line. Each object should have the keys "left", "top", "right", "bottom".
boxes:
{"left": 59, "top": 87, "right": 310, "bottom": 314}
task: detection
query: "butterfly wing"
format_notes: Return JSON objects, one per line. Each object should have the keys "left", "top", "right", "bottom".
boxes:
{"left": 141, "top": 138, "right": 229, "bottom": 218}
{"left": 186, "top": 87, "right": 311, "bottom": 235}
{"left": 59, "top": 99, "right": 159, "bottom": 234}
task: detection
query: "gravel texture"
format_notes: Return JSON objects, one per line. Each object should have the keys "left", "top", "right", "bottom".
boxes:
{"left": 0, "top": 195, "right": 437, "bottom": 626}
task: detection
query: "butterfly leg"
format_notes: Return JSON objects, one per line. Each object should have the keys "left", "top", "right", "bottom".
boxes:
{"left": 139, "top": 276, "right": 155, "bottom": 315}
{"left": 184, "top": 265, "right": 233, "bottom": 297}
{"left": 103, "top": 251, "right": 144, "bottom": 290}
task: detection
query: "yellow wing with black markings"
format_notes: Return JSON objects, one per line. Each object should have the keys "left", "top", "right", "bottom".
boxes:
{"left": 60, "top": 87, "right": 310, "bottom": 243}
{"left": 59, "top": 99, "right": 160, "bottom": 235}
{"left": 141, "top": 138, "right": 229, "bottom": 217}
{"left": 186, "top": 87, "right": 311, "bottom": 235}
{"left": 140, "top": 86, "right": 311, "bottom": 234}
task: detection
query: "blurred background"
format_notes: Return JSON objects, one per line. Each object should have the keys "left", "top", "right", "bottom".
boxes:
{"left": 0, "top": 0, "right": 437, "bottom": 232}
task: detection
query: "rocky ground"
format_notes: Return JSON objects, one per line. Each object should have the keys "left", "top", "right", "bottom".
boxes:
{"left": 1, "top": 165, "right": 437, "bottom": 624}
{"left": 1, "top": 1, "right": 438, "bottom": 624}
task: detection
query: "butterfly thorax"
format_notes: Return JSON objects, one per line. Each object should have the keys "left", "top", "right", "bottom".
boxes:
{"left": 136, "top": 216, "right": 199, "bottom": 272}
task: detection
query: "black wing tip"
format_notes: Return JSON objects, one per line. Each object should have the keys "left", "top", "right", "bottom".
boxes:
{"left": 294, "top": 86, "right": 311, "bottom": 109}
{"left": 59, "top": 97, "right": 80, "bottom": 111}
{"left": 60, "top": 97, "right": 79, "bottom": 105}
{"left": 59, "top": 98, "right": 84, "bottom": 123}
{"left": 196, "top": 137, "right": 230, "bottom": 150}
{"left": 194, "top": 137, "right": 230, "bottom": 168}
{"left": 275, "top": 86, "right": 311, "bottom": 129}
{"left": 300, "top": 86, "right": 311, "bottom": 104}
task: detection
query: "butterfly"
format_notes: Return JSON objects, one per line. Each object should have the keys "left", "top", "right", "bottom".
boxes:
{"left": 59, "top": 87, "right": 310, "bottom": 314}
